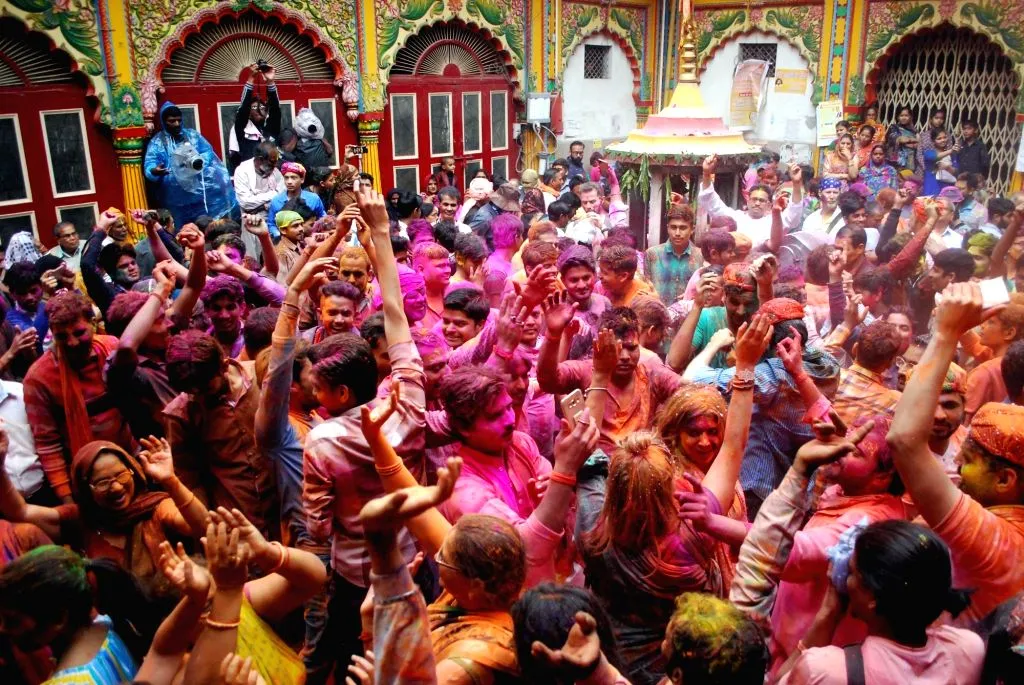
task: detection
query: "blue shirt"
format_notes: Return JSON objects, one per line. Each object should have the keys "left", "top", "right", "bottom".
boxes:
{"left": 691, "top": 358, "right": 812, "bottom": 507}
{"left": 266, "top": 190, "right": 326, "bottom": 240}
{"left": 5, "top": 304, "right": 47, "bottom": 349}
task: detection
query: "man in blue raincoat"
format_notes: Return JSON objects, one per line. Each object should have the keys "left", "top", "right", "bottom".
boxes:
{"left": 144, "top": 101, "right": 237, "bottom": 228}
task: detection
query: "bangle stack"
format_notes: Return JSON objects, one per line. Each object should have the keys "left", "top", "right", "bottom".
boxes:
{"left": 374, "top": 461, "right": 403, "bottom": 477}
{"left": 204, "top": 617, "right": 241, "bottom": 630}
{"left": 730, "top": 369, "right": 755, "bottom": 392}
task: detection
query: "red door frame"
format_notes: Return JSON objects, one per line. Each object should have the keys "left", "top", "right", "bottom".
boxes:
{"left": 0, "top": 83, "right": 120, "bottom": 249}
{"left": 380, "top": 74, "right": 517, "bottom": 193}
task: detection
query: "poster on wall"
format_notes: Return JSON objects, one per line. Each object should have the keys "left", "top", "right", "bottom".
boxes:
{"left": 729, "top": 60, "right": 769, "bottom": 130}
{"left": 816, "top": 100, "right": 844, "bottom": 148}
{"left": 774, "top": 68, "right": 810, "bottom": 94}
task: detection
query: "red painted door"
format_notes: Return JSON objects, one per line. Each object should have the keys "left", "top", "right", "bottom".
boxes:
{"left": 0, "top": 85, "right": 121, "bottom": 250}
{"left": 381, "top": 73, "right": 514, "bottom": 194}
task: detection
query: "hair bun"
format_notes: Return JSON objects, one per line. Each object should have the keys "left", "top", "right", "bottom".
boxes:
{"left": 944, "top": 588, "right": 974, "bottom": 618}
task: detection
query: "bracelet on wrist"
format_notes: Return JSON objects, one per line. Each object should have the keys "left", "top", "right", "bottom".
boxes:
{"left": 494, "top": 346, "right": 514, "bottom": 360}
{"left": 204, "top": 617, "right": 241, "bottom": 630}
{"left": 549, "top": 470, "right": 578, "bottom": 488}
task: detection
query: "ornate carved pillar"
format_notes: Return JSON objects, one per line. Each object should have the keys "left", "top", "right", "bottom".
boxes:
{"left": 358, "top": 113, "right": 384, "bottom": 192}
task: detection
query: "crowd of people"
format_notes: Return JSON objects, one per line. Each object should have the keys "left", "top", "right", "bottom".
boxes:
{"left": 2, "top": 62, "right": 1024, "bottom": 685}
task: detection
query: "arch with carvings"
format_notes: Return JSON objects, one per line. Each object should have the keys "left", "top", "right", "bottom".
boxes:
{"left": 133, "top": 2, "right": 356, "bottom": 122}
{"left": 694, "top": 6, "right": 822, "bottom": 79}
{"left": 861, "top": 2, "right": 1024, "bottom": 111}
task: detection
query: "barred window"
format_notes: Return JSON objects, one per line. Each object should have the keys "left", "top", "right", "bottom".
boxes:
{"left": 739, "top": 43, "right": 777, "bottom": 77}
{"left": 584, "top": 45, "right": 610, "bottom": 80}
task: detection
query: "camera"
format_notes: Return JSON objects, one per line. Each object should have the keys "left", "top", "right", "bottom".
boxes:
{"left": 141, "top": 210, "right": 160, "bottom": 223}
{"left": 345, "top": 144, "right": 370, "bottom": 157}
{"left": 257, "top": 59, "right": 270, "bottom": 72}
{"left": 186, "top": 154, "right": 204, "bottom": 171}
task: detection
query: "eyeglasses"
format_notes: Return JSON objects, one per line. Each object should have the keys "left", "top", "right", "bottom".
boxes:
{"left": 89, "top": 470, "right": 133, "bottom": 494}
{"left": 434, "top": 548, "right": 460, "bottom": 573}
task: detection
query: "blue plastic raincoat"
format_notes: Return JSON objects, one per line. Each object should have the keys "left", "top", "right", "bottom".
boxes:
{"left": 144, "top": 101, "right": 237, "bottom": 228}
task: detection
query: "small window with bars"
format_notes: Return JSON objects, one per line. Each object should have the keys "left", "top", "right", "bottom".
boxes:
{"left": 584, "top": 45, "right": 610, "bottom": 80}
{"left": 739, "top": 43, "right": 777, "bottom": 77}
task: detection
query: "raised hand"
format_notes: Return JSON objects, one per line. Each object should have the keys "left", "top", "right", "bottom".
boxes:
{"left": 157, "top": 540, "right": 211, "bottom": 602}
{"left": 843, "top": 293, "right": 866, "bottom": 330}
{"left": 776, "top": 333, "right": 803, "bottom": 377}
{"left": 209, "top": 506, "right": 273, "bottom": 570}
{"left": 242, "top": 214, "right": 269, "bottom": 237}
{"left": 773, "top": 195, "right": 789, "bottom": 213}
{"left": 696, "top": 271, "right": 721, "bottom": 308}
{"left": 733, "top": 313, "right": 773, "bottom": 367}
{"left": 496, "top": 293, "right": 528, "bottom": 353}
{"left": 205, "top": 250, "right": 230, "bottom": 273}
{"left": 359, "top": 382, "right": 399, "bottom": 447}
{"left": 702, "top": 154, "right": 719, "bottom": 178}
{"left": 934, "top": 281, "right": 1003, "bottom": 340}
{"left": 355, "top": 185, "right": 391, "bottom": 236}
{"left": 291, "top": 256, "right": 336, "bottom": 293}
{"left": 358, "top": 457, "right": 463, "bottom": 534}
{"left": 530, "top": 611, "right": 604, "bottom": 680}
{"left": 138, "top": 435, "right": 176, "bottom": 484}
{"left": 201, "top": 520, "right": 252, "bottom": 590}
{"left": 788, "top": 163, "right": 803, "bottom": 185}
{"left": 893, "top": 188, "right": 909, "bottom": 210}
{"left": 5, "top": 326, "right": 38, "bottom": 357}
{"left": 827, "top": 248, "right": 845, "bottom": 282}
{"left": 541, "top": 290, "right": 578, "bottom": 339}
{"left": 793, "top": 419, "right": 876, "bottom": 477}
{"left": 521, "top": 264, "right": 558, "bottom": 307}
{"left": 592, "top": 328, "right": 620, "bottom": 379}
{"left": 176, "top": 224, "right": 205, "bottom": 251}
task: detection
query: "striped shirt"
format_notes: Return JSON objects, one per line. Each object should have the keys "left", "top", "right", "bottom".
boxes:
{"left": 833, "top": 364, "right": 902, "bottom": 427}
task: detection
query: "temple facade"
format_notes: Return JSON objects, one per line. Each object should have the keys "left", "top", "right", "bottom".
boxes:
{"left": 1, "top": 0, "right": 1021, "bottom": 246}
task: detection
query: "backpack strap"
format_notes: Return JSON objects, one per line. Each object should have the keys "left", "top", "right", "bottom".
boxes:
{"left": 844, "top": 643, "right": 866, "bottom": 685}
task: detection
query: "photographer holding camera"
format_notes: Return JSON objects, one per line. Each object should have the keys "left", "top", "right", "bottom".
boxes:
{"left": 144, "top": 102, "right": 237, "bottom": 230}
{"left": 228, "top": 60, "right": 282, "bottom": 172}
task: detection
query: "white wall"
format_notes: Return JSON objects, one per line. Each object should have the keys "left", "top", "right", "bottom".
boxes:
{"left": 699, "top": 31, "right": 816, "bottom": 164}
{"left": 558, "top": 35, "right": 637, "bottom": 155}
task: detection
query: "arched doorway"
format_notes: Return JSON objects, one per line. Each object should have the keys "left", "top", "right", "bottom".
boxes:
{"left": 872, "top": 25, "right": 1021, "bottom": 195}
{"left": 380, "top": 22, "right": 517, "bottom": 193}
{"left": 0, "top": 18, "right": 120, "bottom": 248}
{"left": 158, "top": 12, "right": 355, "bottom": 168}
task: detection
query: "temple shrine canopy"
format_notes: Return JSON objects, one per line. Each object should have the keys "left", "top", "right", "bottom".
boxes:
{"left": 605, "top": 79, "right": 762, "bottom": 168}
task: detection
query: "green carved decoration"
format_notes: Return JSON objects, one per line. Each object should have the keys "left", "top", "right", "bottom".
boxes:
{"left": 6, "top": 0, "right": 104, "bottom": 75}
{"left": 111, "top": 83, "right": 145, "bottom": 128}
{"left": 865, "top": 3, "right": 935, "bottom": 64}
{"left": 960, "top": 3, "right": 1024, "bottom": 63}
{"left": 846, "top": 73, "right": 864, "bottom": 107}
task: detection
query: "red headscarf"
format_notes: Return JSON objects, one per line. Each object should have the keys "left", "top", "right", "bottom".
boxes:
{"left": 723, "top": 262, "right": 754, "bottom": 292}
{"left": 759, "top": 297, "right": 806, "bottom": 325}
{"left": 970, "top": 403, "right": 1024, "bottom": 467}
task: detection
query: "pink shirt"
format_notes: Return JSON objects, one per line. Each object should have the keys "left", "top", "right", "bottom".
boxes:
{"left": 781, "top": 625, "right": 984, "bottom": 684}
{"left": 442, "top": 431, "right": 562, "bottom": 588}
{"left": 770, "top": 494, "right": 908, "bottom": 674}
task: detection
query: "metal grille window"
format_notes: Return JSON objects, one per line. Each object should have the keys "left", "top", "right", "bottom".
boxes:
{"left": 876, "top": 26, "right": 1020, "bottom": 196}
{"left": 739, "top": 43, "right": 777, "bottom": 77}
{"left": 584, "top": 45, "right": 610, "bottom": 80}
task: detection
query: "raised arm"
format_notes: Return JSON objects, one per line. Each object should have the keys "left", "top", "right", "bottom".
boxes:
{"left": 212, "top": 507, "right": 327, "bottom": 622}
{"left": 887, "top": 282, "right": 995, "bottom": 526}
{"left": 667, "top": 274, "right": 715, "bottom": 371}
{"left": 358, "top": 186, "right": 410, "bottom": 345}
{"left": 682, "top": 327, "right": 734, "bottom": 380}
{"left": 766, "top": 197, "right": 785, "bottom": 254}
{"left": 537, "top": 290, "right": 579, "bottom": 394}
{"left": 700, "top": 315, "right": 768, "bottom": 510}
{"left": 243, "top": 214, "right": 279, "bottom": 278}
{"left": 138, "top": 436, "right": 209, "bottom": 537}
{"left": 171, "top": 225, "right": 207, "bottom": 321}
{"left": 989, "top": 202, "right": 1023, "bottom": 279}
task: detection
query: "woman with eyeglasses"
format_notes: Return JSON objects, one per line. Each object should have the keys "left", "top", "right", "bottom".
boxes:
{"left": 69, "top": 438, "right": 210, "bottom": 597}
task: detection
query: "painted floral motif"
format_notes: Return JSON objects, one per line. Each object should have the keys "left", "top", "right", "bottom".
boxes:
{"left": 7, "top": 0, "right": 104, "bottom": 75}
{"left": 111, "top": 83, "right": 145, "bottom": 128}
{"left": 559, "top": 2, "right": 601, "bottom": 67}
{"left": 864, "top": 2, "right": 938, "bottom": 65}
{"left": 959, "top": 2, "right": 1024, "bottom": 63}
{"left": 128, "top": 0, "right": 358, "bottom": 81}
{"left": 695, "top": 5, "right": 821, "bottom": 76}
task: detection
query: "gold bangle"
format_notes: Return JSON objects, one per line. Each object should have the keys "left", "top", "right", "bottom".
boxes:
{"left": 374, "top": 461, "right": 403, "bottom": 477}
{"left": 204, "top": 617, "right": 241, "bottom": 630}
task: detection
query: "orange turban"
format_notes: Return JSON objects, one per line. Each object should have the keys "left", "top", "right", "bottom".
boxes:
{"left": 970, "top": 403, "right": 1024, "bottom": 466}
{"left": 759, "top": 297, "right": 805, "bottom": 325}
